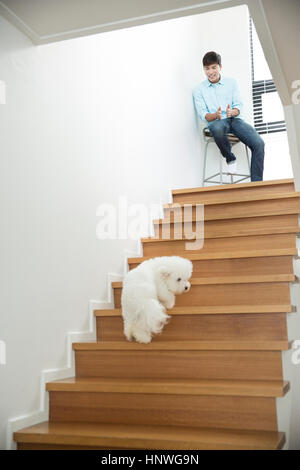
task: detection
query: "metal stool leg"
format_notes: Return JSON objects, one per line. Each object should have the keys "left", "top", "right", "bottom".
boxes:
{"left": 202, "top": 127, "right": 252, "bottom": 185}
{"left": 203, "top": 141, "right": 210, "bottom": 185}
{"left": 245, "top": 145, "right": 251, "bottom": 176}
{"left": 230, "top": 142, "right": 234, "bottom": 184}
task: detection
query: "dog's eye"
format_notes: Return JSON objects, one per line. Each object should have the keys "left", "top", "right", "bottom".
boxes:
{"left": 177, "top": 278, "right": 181, "bottom": 282}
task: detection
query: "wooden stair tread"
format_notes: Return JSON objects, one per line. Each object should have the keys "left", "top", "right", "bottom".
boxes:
{"left": 153, "top": 209, "right": 300, "bottom": 224}
{"left": 172, "top": 178, "right": 294, "bottom": 195}
{"left": 128, "top": 248, "right": 298, "bottom": 264}
{"left": 72, "top": 340, "right": 292, "bottom": 351}
{"left": 150, "top": 230, "right": 300, "bottom": 246}
{"left": 94, "top": 304, "right": 295, "bottom": 317}
{"left": 163, "top": 191, "right": 300, "bottom": 208}
{"left": 111, "top": 274, "right": 297, "bottom": 289}
{"left": 13, "top": 421, "right": 286, "bottom": 450}
{"left": 142, "top": 234, "right": 300, "bottom": 243}
{"left": 46, "top": 377, "right": 290, "bottom": 397}
{"left": 153, "top": 219, "right": 300, "bottom": 236}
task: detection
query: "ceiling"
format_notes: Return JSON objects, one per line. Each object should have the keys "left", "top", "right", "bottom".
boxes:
{"left": 0, "top": 0, "right": 243, "bottom": 44}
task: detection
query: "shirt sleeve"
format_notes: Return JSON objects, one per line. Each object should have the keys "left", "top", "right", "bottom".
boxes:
{"left": 193, "top": 88, "right": 209, "bottom": 123}
{"left": 232, "top": 79, "right": 243, "bottom": 115}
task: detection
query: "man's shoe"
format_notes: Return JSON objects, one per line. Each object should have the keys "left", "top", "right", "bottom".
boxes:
{"left": 227, "top": 160, "right": 237, "bottom": 174}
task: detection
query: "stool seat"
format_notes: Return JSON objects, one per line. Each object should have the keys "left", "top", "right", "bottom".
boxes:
{"left": 203, "top": 127, "right": 240, "bottom": 145}
{"left": 202, "top": 126, "right": 251, "bottom": 185}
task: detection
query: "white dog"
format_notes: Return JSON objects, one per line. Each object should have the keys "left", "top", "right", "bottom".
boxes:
{"left": 121, "top": 256, "right": 193, "bottom": 343}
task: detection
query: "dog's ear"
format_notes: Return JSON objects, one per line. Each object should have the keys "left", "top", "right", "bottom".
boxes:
{"left": 158, "top": 265, "right": 170, "bottom": 280}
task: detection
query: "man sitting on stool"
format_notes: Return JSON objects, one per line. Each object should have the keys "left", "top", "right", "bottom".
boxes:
{"left": 193, "top": 51, "right": 265, "bottom": 182}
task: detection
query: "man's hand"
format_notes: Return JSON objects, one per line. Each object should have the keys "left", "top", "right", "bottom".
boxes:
{"left": 227, "top": 104, "right": 233, "bottom": 118}
{"left": 227, "top": 104, "right": 239, "bottom": 118}
{"left": 215, "top": 106, "right": 222, "bottom": 120}
{"left": 205, "top": 106, "right": 222, "bottom": 122}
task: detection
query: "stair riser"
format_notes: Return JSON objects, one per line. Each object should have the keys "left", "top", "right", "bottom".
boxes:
{"left": 129, "top": 255, "right": 294, "bottom": 275}
{"left": 153, "top": 214, "right": 299, "bottom": 240}
{"left": 163, "top": 197, "right": 300, "bottom": 222}
{"left": 96, "top": 313, "right": 288, "bottom": 342}
{"left": 172, "top": 183, "right": 295, "bottom": 204}
{"left": 113, "top": 282, "right": 291, "bottom": 309}
{"left": 142, "top": 233, "right": 296, "bottom": 257}
{"left": 49, "top": 392, "right": 278, "bottom": 432}
{"left": 75, "top": 350, "right": 283, "bottom": 381}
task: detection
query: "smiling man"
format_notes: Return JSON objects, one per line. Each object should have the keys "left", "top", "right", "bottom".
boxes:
{"left": 193, "top": 51, "right": 265, "bottom": 181}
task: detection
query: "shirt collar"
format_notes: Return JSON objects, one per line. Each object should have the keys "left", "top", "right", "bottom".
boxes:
{"left": 206, "top": 75, "right": 223, "bottom": 87}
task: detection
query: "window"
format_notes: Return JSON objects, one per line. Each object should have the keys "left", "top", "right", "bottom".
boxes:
{"left": 249, "top": 17, "right": 286, "bottom": 135}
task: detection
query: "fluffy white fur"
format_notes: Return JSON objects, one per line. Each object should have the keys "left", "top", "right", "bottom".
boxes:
{"left": 121, "top": 256, "right": 193, "bottom": 343}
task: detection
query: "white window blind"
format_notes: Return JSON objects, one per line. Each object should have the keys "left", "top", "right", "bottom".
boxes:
{"left": 249, "top": 17, "right": 286, "bottom": 135}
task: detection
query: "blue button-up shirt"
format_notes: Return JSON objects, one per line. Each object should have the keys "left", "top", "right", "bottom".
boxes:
{"left": 193, "top": 76, "right": 243, "bottom": 124}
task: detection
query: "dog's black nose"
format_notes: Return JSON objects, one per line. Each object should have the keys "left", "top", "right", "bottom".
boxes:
{"left": 185, "top": 286, "right": 188, "bottom": 290}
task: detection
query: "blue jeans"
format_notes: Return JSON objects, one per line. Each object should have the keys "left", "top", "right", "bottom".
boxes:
{"left": 207, "top": 117, "right": 265, "bottom": 181}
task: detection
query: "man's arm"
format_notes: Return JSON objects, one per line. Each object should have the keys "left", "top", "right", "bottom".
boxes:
{"left": 205, "top": 106, "right": 221, "bottom": 122}
{"left": 231, "top": 78, "right": 243, "bottom": 116}
{"left": 193, "top": 88, "right": 210, "bottom": 123}
{"left": 205, "top": 113, "right": 217, "bottom": 122}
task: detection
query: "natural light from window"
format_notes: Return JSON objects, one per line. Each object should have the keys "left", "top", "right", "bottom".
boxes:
{"left": 251, "top": 19, "right": 293, "bottom": 180}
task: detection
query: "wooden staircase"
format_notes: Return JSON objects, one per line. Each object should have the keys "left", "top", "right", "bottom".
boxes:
{"left": 13, "top": 178, "right": 299, "bottom": 450}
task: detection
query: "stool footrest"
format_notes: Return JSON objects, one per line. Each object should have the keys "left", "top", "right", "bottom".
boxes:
{"left": 202, "top": 127, "right": 251, "bottom": 186}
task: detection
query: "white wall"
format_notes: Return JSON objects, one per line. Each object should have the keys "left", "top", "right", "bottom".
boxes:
{"left": 194, "top": 6, "right": 253, "bottom": 185}
{"left": 1, "top": 5, "right": 252, "bottom": 449}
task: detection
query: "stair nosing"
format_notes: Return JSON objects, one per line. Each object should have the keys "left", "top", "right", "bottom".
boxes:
{"left": 111, "top": 274, "right": 296, "bottom": 289}
{"left": 172, "top": 178, "right": 294, "bottom": 195}
{"left": 72, "top": 339, "right": 292, "bottom": 351}
{"left": 13, "top": 421, "right": 286, "bottom": 450}
{"left": 153, "top": 217, "right": 300, "bottom": 232}
{"left": 128, "top": 248, "right": 298, "bottom": 264}
{"left": 149, "top": 209, "right": 300, "bottom": 227}
{"left": 94, "top": 304, "right": 295, "bottom": 317}
{"left": 164, "top": 191, "right": 300, "bottom": 209}
{"left": 46, "top": 377, "right": 290, "bottom": 397}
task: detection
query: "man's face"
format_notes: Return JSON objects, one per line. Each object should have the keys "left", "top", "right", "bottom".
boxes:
{"left": 203, "top": 63, "right": 222, "bottom": 83}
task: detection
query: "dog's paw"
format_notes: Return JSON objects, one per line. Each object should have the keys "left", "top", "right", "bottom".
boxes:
{"left": 125, "top": 334, "right": 133, "bottom": 342}
{"left": 165, "top": 298, "right": 175, "bottom": 309}
{"left": 160, "top": 298, "right": 175, "bottom": 309}
{"left": 133, "top": 332, "right": 152, "bottom": 344}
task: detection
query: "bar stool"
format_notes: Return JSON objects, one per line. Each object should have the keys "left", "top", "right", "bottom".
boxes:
{"left": 202, "top": 126, "right": 251, "bottom": 185}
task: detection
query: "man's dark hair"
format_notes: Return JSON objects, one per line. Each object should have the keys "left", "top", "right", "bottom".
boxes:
{"left": 202, "top": 51, "right": 221, "bottom": 67}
